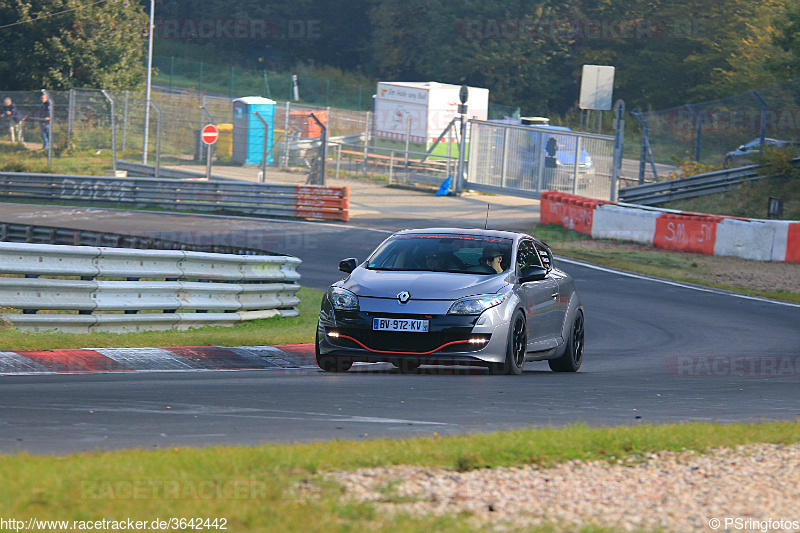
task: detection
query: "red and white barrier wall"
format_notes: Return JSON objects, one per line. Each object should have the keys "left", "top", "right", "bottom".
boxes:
{"left": 540, "top": 191, "right": 800, "bottom": 262}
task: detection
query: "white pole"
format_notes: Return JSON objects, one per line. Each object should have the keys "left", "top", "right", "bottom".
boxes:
{"left": 142, "top": 0, "right": 154, "bottom": 164}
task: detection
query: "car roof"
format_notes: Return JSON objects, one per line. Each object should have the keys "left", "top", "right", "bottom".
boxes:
{"left": 393, "top": 227, "right": 533, "bottom": 242}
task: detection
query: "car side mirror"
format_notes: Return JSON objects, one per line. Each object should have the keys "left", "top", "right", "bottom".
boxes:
{"left": 520, "top": 265, "right": 548, "bottom": 283}
{"left": 338, "top": 258, "right": 358, "bottom": 274}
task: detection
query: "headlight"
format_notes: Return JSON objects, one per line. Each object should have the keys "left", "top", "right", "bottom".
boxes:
{"left": 329, "top": 287, "right": 359, "bottom": 311}
{"left": 447, "top": 293, "right": 507, "bottom": 315}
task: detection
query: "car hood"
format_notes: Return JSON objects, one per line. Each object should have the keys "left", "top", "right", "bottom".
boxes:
{"left": 339, "top": 268, "right": 510, "bottom": 300}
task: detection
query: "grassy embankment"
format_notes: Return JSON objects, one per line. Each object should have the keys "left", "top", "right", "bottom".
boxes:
{"left": 1, "top": 421, "right": 799, "bottom": 532}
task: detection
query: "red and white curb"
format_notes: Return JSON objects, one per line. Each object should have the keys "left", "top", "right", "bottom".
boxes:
{"left": 0, "top": 344, "right": 317, "bottom": 375}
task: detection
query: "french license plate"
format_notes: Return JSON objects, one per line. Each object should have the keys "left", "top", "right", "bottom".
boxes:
{"left": 372, "top": 318, "right": 429, "bottom": 333}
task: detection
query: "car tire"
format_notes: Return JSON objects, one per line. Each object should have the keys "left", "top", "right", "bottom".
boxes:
{"left": 315, "top": 330, "right": 353, "bottom": 372}
{"left": 488, "top": 310, "right": 526, "bottom": 375}
{"left": 723, "top": 157, "right": 733, "bottom": 169}
{"left": 549, "top": 310, "right": 584, "bottom": 372}
{"left": 392, "top": 360, "right": 421, "bottom": 373}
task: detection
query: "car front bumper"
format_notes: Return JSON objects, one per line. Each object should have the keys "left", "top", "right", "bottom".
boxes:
{"left": 317, "top": 306, "right": 512, "bottom": 365}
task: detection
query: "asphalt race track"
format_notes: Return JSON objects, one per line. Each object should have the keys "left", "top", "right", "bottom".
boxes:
{"left": 1, "top": 209, "right": 799, "bottom": 454}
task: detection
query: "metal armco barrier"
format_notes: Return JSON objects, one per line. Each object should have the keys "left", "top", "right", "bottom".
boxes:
{"left": 0, "top": 242, "right": 302, "bottom": 333}
{"left": 618, "top": 157, "right": 800, "bottom": 205}
{"left": 540, "top": 191, "right": 799, "bottom": 262}
{"left": 0, "top": 170, "right": 349, "bottom": 222}
{"left": 0, "top": 221, "right": 267, "bottom": 255}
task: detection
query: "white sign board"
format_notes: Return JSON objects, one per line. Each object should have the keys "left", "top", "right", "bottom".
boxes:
{"left": 579, "top": 65, "right": 615, "bottom": 111}
{"left": 374, "top": 82, "right": 489, "bottom": 146}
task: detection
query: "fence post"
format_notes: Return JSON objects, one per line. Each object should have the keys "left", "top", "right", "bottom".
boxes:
{"left": 122, "top": 91, "right": 129, "bottom": 152}
{"left": 362, "top": 111, "right": 371, "bottom": 178}
{"left": 685, "top": 104, "right": 702, "bottom": 162}
{"left": 254, "top": 111, "right": 270, "bottom": 183}
{"left": 149, "top": 100, "right": 162, "bottom": 179}
{"left": 631, "top": 110, "right": 659, "bottom": 183}
{"left": 572, "top": 136, "right": 582, "bottom": 195}
{"left": 200, "top": 106, "right": 215, "bottom": 180}
{"left": 101, "top": 90, "right": 117, "bottom": 173}
{"left": 335, "top": 143, "right": 342, "bottom": 179}
{"left": 750, "top": 90, "right": 767, "bottom": 146}
{"left": 283, "top": 101, "right": 290, "bottom": 169}
{"left": 309, "top": 112, "right": 327, "bottom": 186}
{"left": 67, "top": 89, "right": 75, "bottom": 141}
{"left": 610, "top": 99, "right": 625, "bottom": 201}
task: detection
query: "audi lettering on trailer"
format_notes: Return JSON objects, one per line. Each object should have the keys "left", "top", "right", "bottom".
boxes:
{"left": 315, "top": 228, "right": 584, "bottom": 374}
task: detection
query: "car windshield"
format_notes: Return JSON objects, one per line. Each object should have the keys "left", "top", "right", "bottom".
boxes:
{"left": 366, "top": 234, "right": 514, "bottom": 274}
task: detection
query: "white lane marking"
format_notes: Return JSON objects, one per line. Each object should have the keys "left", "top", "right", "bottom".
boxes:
{"left": 556, "top": 256, "right": 800, "bottom": 308}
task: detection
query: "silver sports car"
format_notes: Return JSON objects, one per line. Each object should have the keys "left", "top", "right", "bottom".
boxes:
{"left": 315, "top": 228, "right": 584, "bottom": 374}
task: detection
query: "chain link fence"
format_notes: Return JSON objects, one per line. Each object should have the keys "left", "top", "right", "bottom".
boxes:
{"left": 635, "top": 77, "right": 800, "bottom": 176}
{"left": 467, "top": 120, "right": 616, "bottom": 200}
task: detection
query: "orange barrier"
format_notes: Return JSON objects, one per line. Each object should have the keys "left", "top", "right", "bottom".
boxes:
{"left": 653, "top": 213, "right": 723, "bottom": 255}
{"left": 294, "top": 185, "right": 350, "bottom": 221}
{"left": 787, "top": 222, "right": 800, "bottom": 262}
{"left": 539, "top": 191, "right": 609, "bottom": 235}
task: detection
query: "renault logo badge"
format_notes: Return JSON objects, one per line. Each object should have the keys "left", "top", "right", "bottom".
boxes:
{"left": 397, "top": 291, "right": 411, "bottom": 304}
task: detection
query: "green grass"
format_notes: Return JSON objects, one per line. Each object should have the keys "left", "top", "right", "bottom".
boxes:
{"left": 0, "top": 287, "right": 322, "bottom": 350}
{"left": 1, "top": 420, "right": 798, "bottom": 532}
{"left": 0, "top": 141, "right": 117, "bottom": 175}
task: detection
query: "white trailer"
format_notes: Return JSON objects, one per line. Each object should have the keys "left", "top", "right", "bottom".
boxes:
{"left": 374, "top": 81, "right": 489, "bottom": 148}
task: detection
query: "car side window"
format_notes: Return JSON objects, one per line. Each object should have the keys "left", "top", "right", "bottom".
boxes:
{"left": 516, "top": 240, "right": 542, "bottom": 272}
{"left": 535, "top": 242, "right": 553, "bottom": 270}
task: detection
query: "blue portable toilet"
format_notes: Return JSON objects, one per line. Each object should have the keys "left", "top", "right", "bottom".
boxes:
{"left": 232, "top": 96, "right": 276, "bottom": 165}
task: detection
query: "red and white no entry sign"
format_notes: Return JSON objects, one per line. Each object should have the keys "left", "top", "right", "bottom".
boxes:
{"left": 201, "top": 124, "right": 219, "bottom": 145}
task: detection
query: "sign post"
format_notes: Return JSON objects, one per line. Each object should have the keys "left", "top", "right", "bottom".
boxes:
{"left": 201, "top": 124, "right": 219, "bottom": 180}
{"left": 455, "top": 85, "right": 468, "bottom": 195}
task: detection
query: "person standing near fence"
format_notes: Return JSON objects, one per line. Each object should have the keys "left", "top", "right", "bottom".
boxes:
{"left": 2, "top": 97, "right": 23, "bottom": 143}
{"left": 31, "top": 93, "right": 51, "bottom": 149}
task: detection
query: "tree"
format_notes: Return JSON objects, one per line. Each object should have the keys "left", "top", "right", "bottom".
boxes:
{"left": 0, "top": 0, "right": 148, "bottom": 90}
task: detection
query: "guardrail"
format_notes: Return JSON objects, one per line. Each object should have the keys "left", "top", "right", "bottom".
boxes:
{"left": 115, "top": 160, "right": 240, "bottom": 181}
{"left": 0, "top": 170, "right": 350, "bottom": 221}
{"left": 618, "top": 158, "right": 800, "bottom": 205}
{"left": 0, "top": 221, "right": 268, "bottom": 255}
{"left": 0, "top": 242, "right": 302, "bottom": 333}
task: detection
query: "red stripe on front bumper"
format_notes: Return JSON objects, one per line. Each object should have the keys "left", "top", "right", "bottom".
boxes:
{"left": 332, "top": 334, "right": 478, "bottom": 355}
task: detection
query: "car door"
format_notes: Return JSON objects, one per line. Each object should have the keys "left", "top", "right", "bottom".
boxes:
{"left": 516, "top": 239, "right": 560, "bottom": 349}
{"left": 536, "top": 241, "right": 567, "bottom": 341}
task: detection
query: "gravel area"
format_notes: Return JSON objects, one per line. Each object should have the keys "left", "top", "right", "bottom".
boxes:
{"left": 325, "top": 444, "right": 800, "bottom": 532}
